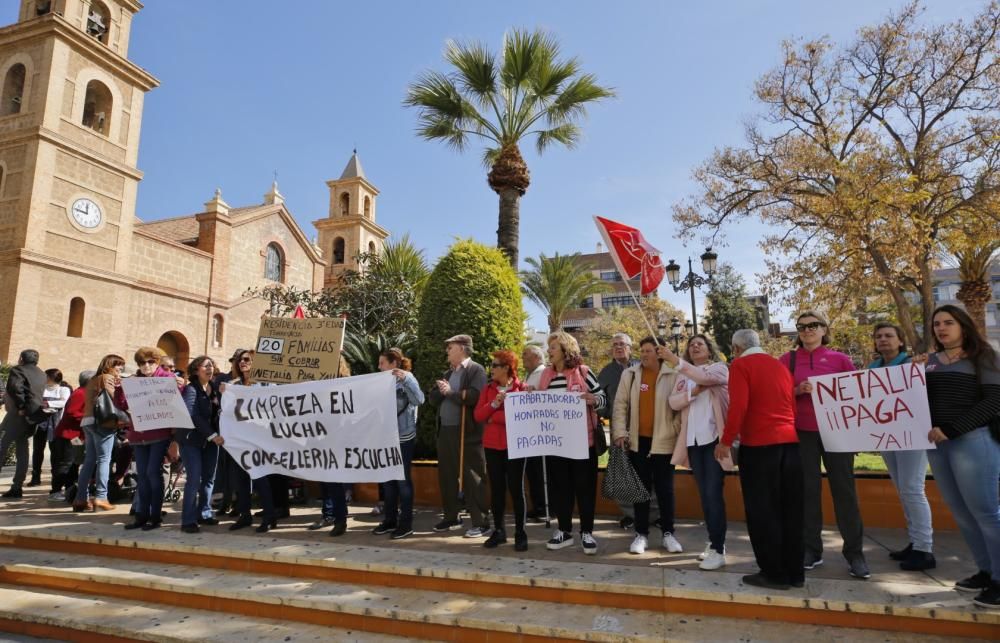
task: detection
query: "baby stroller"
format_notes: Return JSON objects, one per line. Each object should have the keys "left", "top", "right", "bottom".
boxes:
{"left": 164, "top": 459, "right": 185, "bottom": 503}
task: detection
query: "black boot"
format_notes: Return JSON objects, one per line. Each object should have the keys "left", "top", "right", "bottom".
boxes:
{"left": 484, "top": 528, "right": 507, "bottom": 548}
{"left": 514, "top": 529, "right": 528, "bottom": 552}
{"left": 1, "top": 486, "right": 22, "bottom": 499}
{"left": 329, "top": 519, "right": 347, "bottom": 537}
{"left": 25, "top": 474, "right": 41, "bottom": 488}
{"left": 889, "top": 542, "right": 912, "bottom": 561}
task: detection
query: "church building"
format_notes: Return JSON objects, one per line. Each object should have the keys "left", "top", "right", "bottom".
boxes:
{"left": 0, "top": 1, "right": 388, "bottom": 374}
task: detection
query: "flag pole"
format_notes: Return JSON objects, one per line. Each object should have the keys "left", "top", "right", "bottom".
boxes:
{"left": 593, "top": 216, "right": 664, "bottom": 345}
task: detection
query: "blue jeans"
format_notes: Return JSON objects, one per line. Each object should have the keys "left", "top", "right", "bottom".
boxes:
{"left": 133, "top": 440, "right": 169, "bottom": 522}
{"left": 882, "top": 449, "right": 933, "bottom": 552}
{"left": 384, "top": 438, "right": 416, "bottom": 529}
{"left": 689, "top": 440, "right": 727, "bottom": 554}
{"left": 927, "top": 427, "right": 1000, "bottom": 580}
{"left": 179, "top": 440, "right": 219, "bottom": 526}
{"left": 320, "top": 482, "right": 348, "bottom": 522}
{"left": 75, "top": 426, "right": 116, "bottom": 502}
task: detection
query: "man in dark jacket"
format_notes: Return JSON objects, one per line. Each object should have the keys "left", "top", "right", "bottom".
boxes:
{"left": 0, "top": 349, "right": 47, "bottom": 498}
{"left": 428, "top": 334, "right": 489, "bottom": 536}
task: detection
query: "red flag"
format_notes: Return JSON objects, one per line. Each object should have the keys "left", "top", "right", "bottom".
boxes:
{"left": 593, "top": 216, "right": 665, "bottom": 295}
{"left": 292, "top": 305, "right": 305, "bottom": 319}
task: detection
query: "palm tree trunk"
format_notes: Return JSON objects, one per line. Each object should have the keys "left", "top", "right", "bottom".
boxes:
{"left": 496, "top": 188, "right": 521, "bottom": 268}
{"left": 957, "top": 279, "right": 991, "bottom": 336}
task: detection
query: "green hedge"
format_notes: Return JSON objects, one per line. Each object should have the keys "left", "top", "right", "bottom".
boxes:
{"left": 412, "top": 239, "right": 525, "bottom": 457}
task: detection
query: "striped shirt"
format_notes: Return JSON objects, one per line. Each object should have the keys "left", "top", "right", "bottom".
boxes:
{"left": 542, "top": 368, "right": 607, "bottom": 413}
{"left": 925, "top": 352, "right": 1000, "bottom": 439}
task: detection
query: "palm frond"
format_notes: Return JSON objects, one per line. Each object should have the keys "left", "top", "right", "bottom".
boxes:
{"left": 546, "top": 74, "right": 616, "bottom": 125}
{"left": 534, "top": 123, "right": 581, "bottom": 153}
{"left": 520, "top": 252, "right": 612, "bottom": 331}
{"left": 404, "top": 71, "right": 465, "bottom": 117}
{"left": 416, "top": 114, "right": 468, "bottom": 150}
{"left": 444, "top": 40, "right": 498, "bottom": 104}
{"left": 481, "top": 146, "right": 502, "bottom": 167}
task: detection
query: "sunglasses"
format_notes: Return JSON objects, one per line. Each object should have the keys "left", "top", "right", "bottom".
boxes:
{"left": 796, "top": 322, "right": 825, "bottom": 332}
{"left": 141, "top": 359, "right": 158, "bottom": 366}
{"left": 490, "top": 362, "right": 507, "bottom": 368}
{"left": 239, "top": 357, "right": 252, "bottom": 363}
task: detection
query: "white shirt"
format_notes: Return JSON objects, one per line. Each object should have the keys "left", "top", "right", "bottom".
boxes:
{"left": 686, "top": 376, "right": 717, "bottom": 447}
{"left": 525, "top": 364, "right": 545, "bottom": 390}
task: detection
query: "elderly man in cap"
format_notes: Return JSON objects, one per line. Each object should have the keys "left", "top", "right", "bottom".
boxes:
{"left": 428, "top": 334, "right": 490, "bottom": 536}
{"left": 0, "top": 349, "right": 47, "bottom": 499}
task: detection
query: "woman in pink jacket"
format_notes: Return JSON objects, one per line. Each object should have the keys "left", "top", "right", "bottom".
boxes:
{"left": 665, "top": 335, "right": 731, "bottom": 570}
{"left": 779, "top": 310, "right": 868, "bottom": 580}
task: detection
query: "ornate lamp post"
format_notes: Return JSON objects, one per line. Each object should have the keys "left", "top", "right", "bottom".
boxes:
{"left": 664, "top": 248, "right": 718, "bottom": 335}
{"left": 670, "top": 316, "right": 683, "bottom": 352}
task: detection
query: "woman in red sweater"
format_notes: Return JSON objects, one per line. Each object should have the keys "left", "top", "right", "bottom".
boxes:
{"left": 474, "top": 350, "right": 526, "bottom": 551}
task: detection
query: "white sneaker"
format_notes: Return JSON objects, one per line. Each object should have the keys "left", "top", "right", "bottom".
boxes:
{"left": 697, "top": 542, "right": 712, "bottom": 561}
{"left": 546, "top": 529, "right": 574, "bottom": 550}
{"left": 662, "top": 532, "right": 683, "bottom": 553}
{"left": 699, "top": 549, "right": 726, "bottom": 570}
{"left": 629, "top": 534, "right": 648, "bottom": 555}
{"left": 581, "top": 532, "right": 598, "bottom": 555}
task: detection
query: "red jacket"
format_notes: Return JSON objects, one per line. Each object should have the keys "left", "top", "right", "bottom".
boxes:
{"left": 722, "top": 351, "right": 798, "bottom": 447}
{"left": 55, "top": 387, "right": 86, "bottom": 441}
{"left": 779, "top": 346, "right": 855, "bottom": 431}
{"left": 474, "top": 379, "right": 523, "bottom": 451}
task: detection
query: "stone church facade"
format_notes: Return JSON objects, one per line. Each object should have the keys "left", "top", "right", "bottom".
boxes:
{"left": 0, "top": 1, "right": 387, "bottom": 375}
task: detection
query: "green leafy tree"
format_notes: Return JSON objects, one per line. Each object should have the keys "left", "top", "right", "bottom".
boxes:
{"left": 703, "top": 264, "right": 758, "bottom": 359}
{"left": 577, "top": 298, "right": 686, "bottom": 370}
{"left": 375, "top": 234, "right": 431, "bottom": 303}
{"left": 520, "top": 252, "right": 611, "bottom": 332}
{"left": 412, "top": 239, "right": 525, "bottom": 456}
{"left": 341, "top": 332, "right": 416, "bottom": 375}
{"left": 405, "top": 29, "right": 614, "bottom": 268}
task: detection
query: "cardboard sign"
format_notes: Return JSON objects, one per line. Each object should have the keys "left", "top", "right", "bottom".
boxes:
{"left": 252, "top": 316, "right": 345, "bottom": 384}
{"left": 218, "top": 372, "right": 404, "bottom": 482}
{"left": 808, "top": 363, "right": 934, "bottom": 452}
{"left": 121, "top": 376, "right": 193, "bottom": 432}
{"left": 503, "top": 391, "right": 590, "bottom": 460}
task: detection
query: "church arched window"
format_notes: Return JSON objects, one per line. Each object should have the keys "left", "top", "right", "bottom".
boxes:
{"left": 339, "top": 192, "right": 350, "bottom": 216}
{"left": 363, "top": 196, "right": 371, "bottom": 218}
{"left": 333, "top": 237, "right": 345, "bottom": 264}
{"left": 211, "top": 314, "right": 224, "bottom": 348}
{"left": 87, "top": 1, "right": 110, "bottom": 44}
{"left": 67, "top": 297, "right": 85, "bottom": 337}
{"left": 368, "top": 241, "right": 376, "bottom": 255}
{"left": 82, "top": 79, "right": 112, "bottom": 134}
{"left": 265, "top": 243, "right": 284, "bottom": 282}
{"left": 2, "top": 64, "right": 25, "bottom": 116}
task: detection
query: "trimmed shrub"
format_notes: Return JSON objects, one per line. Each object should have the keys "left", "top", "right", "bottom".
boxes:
{"left": 412, "top": 239, "right": 525, "bottom": 457}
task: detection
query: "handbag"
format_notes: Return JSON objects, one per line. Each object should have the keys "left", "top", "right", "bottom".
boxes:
{"left": 601, "top": 443, "right": 650, "bottom": 504}
{"left": 93, "top": 388, "right": 128, "bottom": 428}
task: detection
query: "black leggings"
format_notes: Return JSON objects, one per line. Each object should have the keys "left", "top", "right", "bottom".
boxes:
{"left": 485, "top": 448, "right": 526, "bottom": 532}
{"left": 548, "top": 447, "right": 598, "bottom": 534}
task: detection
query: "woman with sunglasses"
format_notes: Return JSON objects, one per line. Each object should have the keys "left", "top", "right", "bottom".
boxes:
{"left": 780, "top": 311, "right": 868, "bottom": 579}
{"left": 925, "top": 304, "right": 1000, "bottom": 609}
{"left": 179, "top": 356, "right": 224, "bottom": 533}
{"left": 124, "top": 347, "right": 181, "bottom": 531}
{"left": 474, "top": 350, "right": 527, "bottom": 550}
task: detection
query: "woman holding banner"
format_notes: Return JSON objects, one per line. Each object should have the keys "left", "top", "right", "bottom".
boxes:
{"left": 124, "top": 347, "right": 179, "bottom": 531}
{"left": 475, "top": 350, "right": 527, "bottom": 551}
{"left": 73, "top": 354, "right": 128, "bottom": 512}
{"left": 666, "top": 335, "right": 731, "bottom": 570}
{"left": 779, "top": 311, "right": 869, "bottom": 580}
{"left": 868, "top": 324, "right": 935, "bottom": 571}
{"left": 216, "top": 349, "right": 256, "bottom": 531}
{"left": 925, "top": 304, "right": 1000, "bottom": 609}
{"left": 537, "top": 332, "right": 606, "bottom": 555}
{"left": 179, "top": 356, "right": 224, "bottom": 534}
{"left": 371, "top": 347, "right": 424, "bottom": 540}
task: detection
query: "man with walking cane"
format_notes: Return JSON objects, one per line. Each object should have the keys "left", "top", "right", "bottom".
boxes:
{"left": 429, "top": 334, "right": 490, "bottom": 537}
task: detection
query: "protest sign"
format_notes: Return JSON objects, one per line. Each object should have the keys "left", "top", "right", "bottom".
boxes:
{"left": 808, "top": 363, "right": 934, "bottom": 452}
{"left": 252, "top": 316, "right": 345, "bottom": 384}
{"left": 503, "top": 391, "right": 589, "bottom": 460}
{"left": 121, "top": 376, "right": 193, "bottom": 432}
{"left": 218, "top": 371, "right": 404, "bottom": 482}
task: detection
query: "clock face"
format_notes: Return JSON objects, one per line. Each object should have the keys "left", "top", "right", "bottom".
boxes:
{"left": 70, "top": 198, "right": 102, "bottom": 229}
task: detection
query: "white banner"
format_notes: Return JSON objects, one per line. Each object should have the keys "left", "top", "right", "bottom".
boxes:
{"left": 219, "top": 372, "right": 404, "bottom": 482}
{"left": 503, "top": 391, "right": 589, "bottom": 459}
{"left": 121, "top": 376, "right": 193, "bottom": 432}
{"left": 808, "top": 363, "right": 934, "bottom": 452}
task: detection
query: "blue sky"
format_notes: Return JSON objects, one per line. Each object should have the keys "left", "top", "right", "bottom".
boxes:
{"left": 4, "top": 1, "right": 981, "bottom": 329}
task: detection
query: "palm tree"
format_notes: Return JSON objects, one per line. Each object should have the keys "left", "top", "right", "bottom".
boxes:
{"left": 371, "top": 234, "right": 431, "bottom": 300}
{"left": 945, "top": 216, "right": 1000, "bottom": 336}
{"left": 405, "top": 29, "right": 614, "bottom": 268}
{"left": 521, "top": 252, "right": 611, "bottom": 332}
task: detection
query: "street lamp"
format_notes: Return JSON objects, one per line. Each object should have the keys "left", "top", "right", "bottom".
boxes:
{"left": 669, "top": 316, "right": 683, "bottom": 352}
{"left": 665, "top": 247, "right": 718, "bottom": 334}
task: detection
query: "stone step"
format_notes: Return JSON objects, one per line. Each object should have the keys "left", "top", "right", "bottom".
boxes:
{"left": 1, "top": 521, "right": 997, "bottom": 640}
{"left": 0, "top": 547, "right": 976, "bottom": 643}
{"left": 0, "top": 583, "right": 406, "bottom": 642}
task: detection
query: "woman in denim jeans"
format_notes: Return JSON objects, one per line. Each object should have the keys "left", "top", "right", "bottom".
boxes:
{"left": 924, "top": 305, "right": 1000, "bottom": 609}
{"left": 371, "top": 348, "right": 424, "bottom": 540}
{"left": 869, "top": 323, "right": 935, "bottom": 571}
{"left": 73, "top": 354, "right": 128, "bottom": 512}
{"left": 666, "top": 335, "right": 731, "bottom": 571}
{"left": 179, "top": 356, "right": 224, "bottom": 534}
